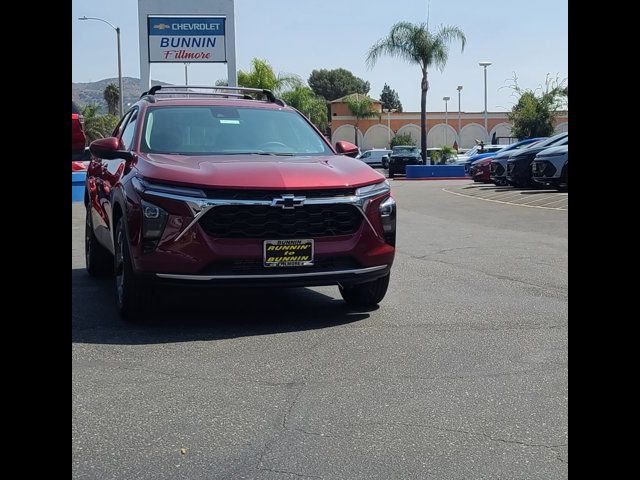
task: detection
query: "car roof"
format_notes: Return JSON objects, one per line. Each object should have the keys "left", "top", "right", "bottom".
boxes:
{"left": 140, "top": 97, "right": 290, "bottom": 110}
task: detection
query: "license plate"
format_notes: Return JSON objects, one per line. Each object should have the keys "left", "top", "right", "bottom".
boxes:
{"left": 264, "top": 239, "right": 314, "bottom": 267}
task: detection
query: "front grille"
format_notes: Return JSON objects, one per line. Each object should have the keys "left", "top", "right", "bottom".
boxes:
{"left": 202, "top": 257, "right": 361, "bottom": 275}
{"left": 507, "top": 163, "right": 515, "bottom": 175}
{"left": 532, "top": 161, "right": 557, "bottom": 178}
{"left": 199, "top": 204, "right": 363, "bottom": 238}
{"left": 203, "top": 188, "right": 355, "bottom": 200}
{"left": 491, "top": 163, "right": 505, "bottom": 176}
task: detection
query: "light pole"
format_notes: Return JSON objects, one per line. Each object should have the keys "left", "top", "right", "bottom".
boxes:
{"left": 383, "top": 108, "right": 397, "bottom": 148}
{"left": 443, "top": 96, "right": 450, "bottom": 145}
{"left": 479, "top": 61, "right": 492, "bottom": 136}
{"left": 79, "top": 16, "right": 124, "bottom": 118}
{"left": 456, "top": 86, "right": 463, "bottom": 150}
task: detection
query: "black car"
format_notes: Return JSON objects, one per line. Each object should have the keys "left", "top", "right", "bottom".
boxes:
{"left": 387, "top": 145, "right": 423, "bottom": 178}
{"left": 506, "top": 133, "right": 568, "bottom": 187}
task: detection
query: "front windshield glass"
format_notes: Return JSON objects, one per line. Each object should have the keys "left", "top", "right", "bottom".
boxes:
{"left": 393, "top": 147, "right": 418, "bottom": 154}
{"left": 140, "top": 106, "right": 331, "bottom": 156}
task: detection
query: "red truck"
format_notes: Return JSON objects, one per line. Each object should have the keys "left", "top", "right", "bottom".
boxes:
{"left": 85, "top": 86, "right": 396, "bottom": 319}
{"left": 72, "top": 101, "right": 86, "bottom": 161}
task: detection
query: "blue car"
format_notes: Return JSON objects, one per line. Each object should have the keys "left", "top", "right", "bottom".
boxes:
{"left": 463, "top": 145, "right": 505, "bottom": 174}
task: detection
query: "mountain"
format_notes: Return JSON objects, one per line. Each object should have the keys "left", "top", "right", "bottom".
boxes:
{"left": 72, "top": 77, "right": 173, "bottom": 113}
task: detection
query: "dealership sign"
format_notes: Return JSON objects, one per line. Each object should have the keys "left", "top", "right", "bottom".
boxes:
{"left": 148, "top": 16, "right": 226, "bottom": 63}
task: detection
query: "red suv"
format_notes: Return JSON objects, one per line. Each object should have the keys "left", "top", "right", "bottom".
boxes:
{"left": 85, "top": 86, "right": 396, "bottom": 318}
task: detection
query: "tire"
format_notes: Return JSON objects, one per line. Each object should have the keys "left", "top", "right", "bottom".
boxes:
{"left": 114, "top": 217, "right": 155, "bottom": 320}
{"left": 339, "top": 273, "right": 390, "bottom": 308}
{"left": 85, "top": 207, "right": 113, "bottom": 277}
{"left": 388, "top": 166, "right": 395, "bottom": 178}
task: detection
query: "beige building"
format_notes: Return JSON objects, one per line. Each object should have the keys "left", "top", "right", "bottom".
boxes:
{"left": 329, "top": 94, "right": 568, "bottom": 150}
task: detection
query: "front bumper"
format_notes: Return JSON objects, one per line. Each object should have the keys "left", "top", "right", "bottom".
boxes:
{"left": 150, "top": 264, "right": 391, "bottom": 287}
{"left": 124, "top": 181, "right": 396, "bottom": 282}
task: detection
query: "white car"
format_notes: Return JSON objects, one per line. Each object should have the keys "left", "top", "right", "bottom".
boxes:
{"left": 452, "top": 144, "right": 504, "bottom": 165}
{"left": 357, "top": 149, "right": 392, "bottom": 167}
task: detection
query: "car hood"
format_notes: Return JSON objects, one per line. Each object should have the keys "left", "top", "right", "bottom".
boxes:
{"left": 135, "top": 153, "right": 385, "bottom": 189}
{"left": 509, "top": 145, "right": 553, "bottom": 160}
{"left": 535, "top": 145, "right": 568, "bottom": 158}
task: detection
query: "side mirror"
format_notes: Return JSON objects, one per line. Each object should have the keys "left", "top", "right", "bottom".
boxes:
{"left": 335, "top": 141, "right": 359, "bottom": 158}
{"left": 90, "top": 137, "right": 134, "bottom": 161}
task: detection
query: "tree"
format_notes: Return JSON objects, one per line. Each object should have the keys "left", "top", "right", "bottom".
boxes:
{"left": 217, "top": 58, "right": 302, "bottom": 95}
{"left": 82, "top": 104, "right": 119, "bottom": 144}
{"left": 103, "top": 83, "right": 120, "bottom": 116}
{"left": 507, "top": 75, "right": 567, "bottom": 138}
{"left": 379, "top": 84, "right": 402, "bottom": 112}
{"left": 390, "top": 133, "right": 415, "bottom": 148}
{"left": 308, "top": 68, "right": 370, "bottom": 101}
{"left": 367, "top": 22, "right": 466, "bottom": 164}
{"left": 281, "top": 87, "right": 329, "bottom": 132}
{"left": 344, "top": 94, "right": 380, "bottom": 147}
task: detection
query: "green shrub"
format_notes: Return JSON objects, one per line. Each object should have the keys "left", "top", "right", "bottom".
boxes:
{"left": 390, "top": 133, "right": 415, "bottom": 148}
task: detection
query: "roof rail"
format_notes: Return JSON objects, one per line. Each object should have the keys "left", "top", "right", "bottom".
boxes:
{"left": 139, "top": 85, "right": 286, "bottom": 106}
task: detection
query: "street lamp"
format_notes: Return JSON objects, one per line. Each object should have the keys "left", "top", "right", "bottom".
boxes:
{"left": 79, "top": 16, "right": 123, "bottom": 118}
{"left": 383, "top": 108, "right": 397, "bottom": 148}
{"left": 479, "top": 61, "right": 492, "bottom": 136}
{"left": 443, "top": 96, "right": 450, "bottom": 145}
{"left": 456, "top": 86, "right": 463, "bottom": 150}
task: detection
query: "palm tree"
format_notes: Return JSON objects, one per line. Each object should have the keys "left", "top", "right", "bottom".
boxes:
{"left": 236, "top": 58, "right": 302, "bottom": 95}
{"left": 367, "top": 22, "right": 466, "bottom": 164}
{"left": 103, "top": 83, "right": 120, "bottom": 116}
{"left": 345, "top": 94, "right": 380, "bottom": 147}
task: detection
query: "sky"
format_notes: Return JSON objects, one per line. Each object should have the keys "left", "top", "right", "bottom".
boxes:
{"left": 72, "top": 0, "right": 568, "bottom": 113}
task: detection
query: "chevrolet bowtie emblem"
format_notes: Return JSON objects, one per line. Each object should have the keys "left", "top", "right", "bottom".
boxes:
{"left": 271, "top": 194, "right": 306, "bottom": 209}
{"left": 154, "top": 23, "right": 171, "bottom": 30}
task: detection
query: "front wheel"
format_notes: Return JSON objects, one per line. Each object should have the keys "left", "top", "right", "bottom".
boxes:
{"left": 85, "top": 207, "right": 113, "bottom": 277}
{"left": 388, "top": 166, "right": 395, "bottom": 178}
{"left": 339, "top": 273, "right": 390, "bottom": 307}
{"left": 114, "top": 217, "right": 155, "bottom": 320}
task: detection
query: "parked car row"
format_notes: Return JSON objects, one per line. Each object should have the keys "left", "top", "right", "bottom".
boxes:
{"left": 468, "top": 133, "right": 568, "bottom": 189}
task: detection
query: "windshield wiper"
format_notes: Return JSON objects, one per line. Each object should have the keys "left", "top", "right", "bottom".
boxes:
{"left": 225, "top": 151, "right": 297, "bottom": 156}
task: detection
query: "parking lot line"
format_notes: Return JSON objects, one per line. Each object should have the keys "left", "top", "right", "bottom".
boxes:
{"left": 442, "top": 188, "right": 568, "bottom": 211}
{"left": 534, "top": 197, "right": 570, "bottom": 207}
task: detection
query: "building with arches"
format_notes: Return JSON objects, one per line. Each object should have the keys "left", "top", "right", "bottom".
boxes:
{"left": 328, "top": 95, "right": 568, "bottom": 151}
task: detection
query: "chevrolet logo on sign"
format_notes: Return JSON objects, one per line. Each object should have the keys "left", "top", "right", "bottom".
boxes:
{"left": 154, "top": 23, "right": 171, "bottom": 30}
{"left": 271, "top": 194, "right": 306, "bottom": 209}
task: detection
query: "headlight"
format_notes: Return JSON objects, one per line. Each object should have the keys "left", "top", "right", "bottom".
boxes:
{"left": 356, "top": 180, "right": 390, "bottom": 198}
{"left": 131, "top": 176, "right": 206, "bottom": 198}
{"left": 140, "top": 199, "right": 168, "bottom": 253}
{"left": 379, "top": 196, "right": 396, "bottom": 246}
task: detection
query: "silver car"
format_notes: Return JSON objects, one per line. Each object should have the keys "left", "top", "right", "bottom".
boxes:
{"left": 357, "top": 149, "right": 392, "bottom": 167}
{"left": 532, "top": 145, "right": 568, "bottom": 189}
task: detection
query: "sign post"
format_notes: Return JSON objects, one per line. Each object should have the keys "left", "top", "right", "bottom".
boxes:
{"left": 138, "top": 0, "right": 237, "bottom": 89}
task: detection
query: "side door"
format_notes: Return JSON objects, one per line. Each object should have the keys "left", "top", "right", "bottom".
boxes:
{"left": 89, "top": 109, "right": 139, "bottom": 251}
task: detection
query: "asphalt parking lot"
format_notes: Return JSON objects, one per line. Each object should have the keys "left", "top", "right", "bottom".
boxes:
{"left": 72, "top": 179, "right": 568, "bottom": 479}
{"left": 442, "top": 182, "right": 568, "bottom": 211}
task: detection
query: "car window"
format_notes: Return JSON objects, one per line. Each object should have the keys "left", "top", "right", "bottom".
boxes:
{"left": 112, "top": 110, "right": 133, "bottom": 138}
{"left": 141, "top": 106, "right": 331, "bottom": 156}
{"left": 121, "top": 110, "right": 138, "bottom": 150}
{"left": 361, "top": 152, "right": 370, "bottom": 158}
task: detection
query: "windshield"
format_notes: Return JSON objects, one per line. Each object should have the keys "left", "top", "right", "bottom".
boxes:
{"left": 393, "top": 147, "right": 418, "bottom": 154}
{"left": 140, "top": 106, "right": 331, "bottom": 156}
{"left": 531, "top": 133, "right": 567, "bottom": 149}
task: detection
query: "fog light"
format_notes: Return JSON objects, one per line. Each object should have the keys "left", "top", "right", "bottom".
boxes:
{"left": 379, "top": 196, "right": 396, "bottom": 246}
{"left": 140, "top": 200, "right": 168, "bottom": 241}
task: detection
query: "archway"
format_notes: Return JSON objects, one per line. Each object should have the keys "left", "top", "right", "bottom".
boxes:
{"left": 426, "top": 123, "right": 459, "bottom": 148}
{"left": 363, "top": 124, "right": 392, "bottom": 150}
{"left": 459, "top": 123, "right": 489, "bottom": 149}
{"left": 396, "top": 124, "right": 421, "bottom": 146}
{"left": 332, "top": 124, "right": 363, "bottom": 147}
{"left": 554, "top": 122, "right": 568, "bottom": 134}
